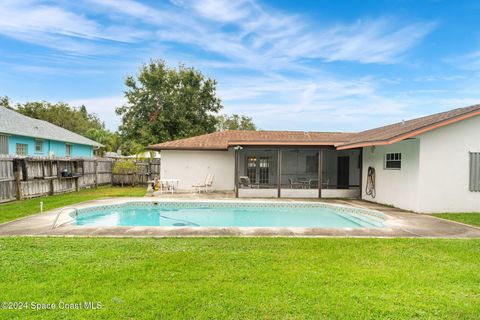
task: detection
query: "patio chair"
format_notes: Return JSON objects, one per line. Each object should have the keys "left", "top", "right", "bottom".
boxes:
{"left": 307, "top": 179, "right": 318, "bottom": 189}
{"left": 161, "top": 180, "right": 174, "bottom": 194}
{"left": 192, "top": 174, "right": 211, "bottom": 193}
{"left": 321, "top": 178, "right": 330, "bottom": 189}
{"left": 288, "top": 178, "right": 304, "bottom": 189}
{"left": 239, "top": 176, "right": 259, "bottom": 188}
{"left": 205, "top": 174, "right": 215, "bottom": 193}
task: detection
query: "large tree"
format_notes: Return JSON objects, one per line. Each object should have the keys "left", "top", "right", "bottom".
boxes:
{"left": 116, "top": 60, "right": 223, "bottom": 153}
{"left": 216, "top": 114, "right": 257, "bottom": 131}
{"left": 13, "top": 101, "right": 104, "bottom": 135}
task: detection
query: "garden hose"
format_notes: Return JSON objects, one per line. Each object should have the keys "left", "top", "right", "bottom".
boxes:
{"left": 365, "top": 167, "right": 376, "bottom": 198}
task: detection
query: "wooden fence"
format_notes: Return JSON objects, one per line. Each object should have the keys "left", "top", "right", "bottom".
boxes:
{"left": 111, "top": 160, "right": 161, "bottom": 186}
{"left": 0, "top": 157, "right": 160, "bottom": 203}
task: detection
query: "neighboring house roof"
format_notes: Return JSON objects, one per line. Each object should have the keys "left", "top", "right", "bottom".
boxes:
{"left": 147, "top": 104, "right": 480, "bottom": 151}
{"left": 337, "top": 104, "right": 480, "bottom": 150}
{"left": 0, "top": 106, "right": 103, "bottom": 147}
{"left": 104, "top": 152, "right": 125, "bottom": 159}
{"left": 148, "top": 130, "right": 354, "bottom": 150}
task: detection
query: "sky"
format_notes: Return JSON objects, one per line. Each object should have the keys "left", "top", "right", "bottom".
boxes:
{"left": 1, "top": 0, "right": 480, "bottom": 132}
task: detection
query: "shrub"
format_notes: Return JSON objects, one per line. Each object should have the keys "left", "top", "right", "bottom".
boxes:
{"left": 112, "top": 160, "right": 137, "bottom": 175}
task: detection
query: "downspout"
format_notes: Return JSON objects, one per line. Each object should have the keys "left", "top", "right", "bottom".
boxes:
{"left": 318, "top": 148, "right": 323, "bottom": 198}
{"left": 277, "top": 148, "right": 282, "bottom": 198}
{"left": 233, "top": 146, "right": 242, "bottom": 198}
{"left": 359, "top": 147, "right": 363, "bottom": 199}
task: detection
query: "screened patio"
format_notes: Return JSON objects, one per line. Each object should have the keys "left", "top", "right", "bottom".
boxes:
{"left": 235, "top": 146, "right": 361, "bottom": 198}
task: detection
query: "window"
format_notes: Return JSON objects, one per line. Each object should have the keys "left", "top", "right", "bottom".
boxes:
{"left": 35, "top": 139, "right": 43, "bottom": 153}
{"left": 246, "top": 156, "right": 256, "bottom": 182}
{"left": 385, "top": 153, "right": 401, "bottom": 169}
{"left": 470, "top": 152, "right": 480, "bottom": 192}
{"left": 16, "top": 143, "right": 27, "bottom": 156}
{"left": 66, "top": 144, "right": 72, "bottom": 158}
{"left": 259, "top": 157, "right": 270, "bottom": 184}
{"left": 0, "top": 135, "right": 8, "bottom": 155}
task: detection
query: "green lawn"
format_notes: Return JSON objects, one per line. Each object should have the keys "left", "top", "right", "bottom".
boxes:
{"left": 0, "top": 186, "right": 145, "bottom": 224}
{"left": 0, "top": 237, "right": 478, "bottom": 319}
{"left": 433, "top": 213, "right": 480, "bottom": 227}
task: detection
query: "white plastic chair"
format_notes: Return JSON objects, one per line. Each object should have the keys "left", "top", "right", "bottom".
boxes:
{"left": 205, "top": 174, "right": 214, "bottom": 193}
{"left": 192, "top": 174, "right": 211, "bottom": 193}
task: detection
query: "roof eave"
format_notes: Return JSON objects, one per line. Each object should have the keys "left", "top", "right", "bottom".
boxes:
{"left": 337, "top": 109, "right": 480, "bottom": 150}
{"left": 228, "top": 141, "right": 344, "bottom": 147}
{"left": 146, "top": 145, "right": 228, "bottom": 151}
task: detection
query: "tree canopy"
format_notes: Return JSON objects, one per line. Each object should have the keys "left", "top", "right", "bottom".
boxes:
{"left": 1, "top": 60, "right": 257, "bottom": 156}
{"left": 116, "top": 60, "right": 223, "bottom": 153}
{"left": 12, "top": 101, "right": 104, "bottom": 135}
{"left": 0, "top": 97, "right": 119, "bottom": 154}
{"left": 216, "top": 114, "right": 257, "bottom": 131}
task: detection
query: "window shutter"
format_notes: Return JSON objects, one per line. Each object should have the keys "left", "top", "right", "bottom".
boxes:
{"left": 470, "top": 152, "right": 480, "bottom": 192}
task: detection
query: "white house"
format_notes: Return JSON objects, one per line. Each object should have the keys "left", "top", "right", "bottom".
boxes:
{"left": 148, "top": 105, "right": 480, "bottom": 213}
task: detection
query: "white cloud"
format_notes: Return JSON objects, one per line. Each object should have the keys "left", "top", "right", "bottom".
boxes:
{"left": 448, "top": 51, "right": 480, "bottom": 71}
{"left": 0, "top": 0, "right": 442, "bottom": 131}
{"left": 0, "top": 0, "right": 148, "bottom": 54}
{"left": 83, "top": 0, "right": 435, "bottom": 67}
{"left": 171, "top": 1, "right": 436, "bottom": 64}
{"left": 313, "top": 19, "right": 437, "bottom": 63}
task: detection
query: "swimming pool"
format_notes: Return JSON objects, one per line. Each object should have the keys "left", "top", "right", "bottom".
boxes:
{"left": 71, "top": 201, "right": 386, "bottom": 228}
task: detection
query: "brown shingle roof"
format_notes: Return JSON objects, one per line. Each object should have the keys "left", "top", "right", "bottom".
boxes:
{"left": 148, "top": 130, "right": 354, "bottom": 150}
{"left": 337, "top": 104, "right": 480, "bottom": 149}
{"left": 147, "top": 104, "right": 480, "bottom": 151}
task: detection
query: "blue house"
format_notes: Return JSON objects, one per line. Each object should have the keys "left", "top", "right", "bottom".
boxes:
{"left": 0, "top": 106, "right": 102, "bottom": 158}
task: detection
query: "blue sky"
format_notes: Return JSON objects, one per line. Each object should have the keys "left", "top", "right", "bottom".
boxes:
{"left": 1, "top": 0, "right": 480, "bottom": 132}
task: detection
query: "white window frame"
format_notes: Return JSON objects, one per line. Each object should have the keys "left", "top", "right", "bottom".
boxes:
{"left": 0, "top": 134, "right": 8, "bottom": 155}
{"left": 66, "top": 144, "right": 72, "bottom": 158}
{"left": 35, "top": 139, "right": 43, "bottom": 153}
{"left": 16, "top": 143, "right": 28, "bottom": 156}
{"left": 384, "top": 153, "right": 401, "bottom": 170}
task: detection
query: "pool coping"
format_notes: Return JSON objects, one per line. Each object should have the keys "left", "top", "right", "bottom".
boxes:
{"left": 1, "top": 197, "right": 480, "bottom": 238}
{"left": 70, "top": 199, "right": 387, "bottom": 229}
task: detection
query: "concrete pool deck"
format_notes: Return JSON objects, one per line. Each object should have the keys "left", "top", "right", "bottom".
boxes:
{"left": 0, "top": 196, "right": 479, "bottom": 238}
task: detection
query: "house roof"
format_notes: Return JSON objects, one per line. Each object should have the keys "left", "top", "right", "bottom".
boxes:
{"left": 147, "top": 104, "right": 480, "bottom": 151}
{"left": 336, "top": 104, "right": 480, "bottom": 150}
{"left": 148, "top": 130, "right": 354, "bottom": 150}
{"left": 0, "top": 106, "right": 103, "bottom": 147}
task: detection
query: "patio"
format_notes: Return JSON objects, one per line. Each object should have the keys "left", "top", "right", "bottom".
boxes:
{"left": 1, "top": 195, "right": 479, "bottom": 238}
{"left": 236, "top": 146, "right": 361, "bottom": 198}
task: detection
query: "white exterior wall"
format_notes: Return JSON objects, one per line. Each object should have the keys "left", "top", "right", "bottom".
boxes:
{"left": 416, "top": 115, "right": 480, "bottom": 213}
{"left": 161, "top": 149, "right": 235, "bottom": 191}
{"left": 361, "top": 115, "right": 480, "bottom": 213}
{"left": 361, "top": 139, "right": 421, "bottom": 212}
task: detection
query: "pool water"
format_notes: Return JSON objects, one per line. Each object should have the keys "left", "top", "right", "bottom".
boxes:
{"left": 73, "top": 202, "right": 385, "bottom": 228}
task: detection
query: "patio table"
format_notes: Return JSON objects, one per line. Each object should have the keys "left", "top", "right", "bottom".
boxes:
{"left": 148, "top": 179, "right": 180, "bottom": 194}
{"left": 297, "top": 179, "right": 318, "bottom": 189}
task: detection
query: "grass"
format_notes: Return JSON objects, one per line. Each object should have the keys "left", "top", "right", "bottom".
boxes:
{"left": 0, "top": 186, "right": 145, "bottom": 224}
{"left": 0, "top": 237, "right": 478, "bottom": 319}
{"left": 433, "top": 213, "right": 480, "bottom": 227}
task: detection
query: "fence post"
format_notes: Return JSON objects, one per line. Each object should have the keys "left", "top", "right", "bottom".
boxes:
{"left": 13, "top": 159, "right": 22, "bottom": 200}
{"left": 94, "top": 159, "right": 98, "bottom": 189}
{"left": 111, "top": 160, "right": 115, "bottom": 186}
{"left": 50, "top": 178, "right": 54, "bottom": 195}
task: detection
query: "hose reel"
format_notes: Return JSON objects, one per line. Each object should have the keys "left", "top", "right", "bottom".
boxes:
{"left": 365, "top": 166, "right": 376, "bottom": 198}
